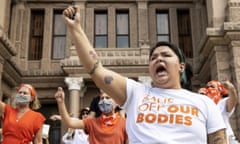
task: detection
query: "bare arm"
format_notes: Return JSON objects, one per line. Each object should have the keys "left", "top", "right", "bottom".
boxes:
{"left": 49, "top": 114, "right": 62, "bottom": 121}
{"left": 33, "top": 126, "right": 43, "bottom": 144}
{"left": 45, "top": 138, "right": 49, "bottom": 144}
{"left": 222, "top": 81, "right": 237, "bottom": 112}
{"left": 125, "top": 138, "right": 129, "bottom": 144}
{"left": 55, "top": 87, "right": 85, "bottom": 129}
{"left": 88, "top": 111, "right": 96, "bottom": 118}
{"left": 0, "top": 101, "right": 6, "bottom": 117}
{"left": 62, "top": 6, "right": 126, "bottom": 105}
{"left": 207, "top": 129, "right": 227, "bottom": 144}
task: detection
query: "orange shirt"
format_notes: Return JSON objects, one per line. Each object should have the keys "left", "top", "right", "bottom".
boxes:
{"left": 83, "top": 113, "right": 127, "bottom": 144}
{"left": 2, "top": 105, "right": 45, "bottom": 144}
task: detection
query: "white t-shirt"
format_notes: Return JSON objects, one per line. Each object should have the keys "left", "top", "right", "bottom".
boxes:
{"left": 217, "top": 97, "right": 236, "bottom": 144}
{"left": 62, "top": 129, "right": 89, "bottom": 144}
{"left": 123, "top": 79, "right": 226, "bottom": 144}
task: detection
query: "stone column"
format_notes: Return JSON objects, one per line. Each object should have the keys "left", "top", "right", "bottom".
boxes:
{"left": 41, "top": 7, "right": 52, "bottom": 72}
{"left": 0, "top": 56, "right": 3, "bottom": 100}
{"left": 65, "top": 77, "right": 85, "bottom": 118}
{"left": 206, "top": 0, "right": 227, "bottom": 27}
{"left": 108, "top": 7, "right": 115, "bottom": 48}
{"left": 0, "top": 0, "right": 7, "bottom": 29}
{"left": 137, "top": 0, "right": 149, "bottom": 48}
{"left": 138, "top": 76, "right": 152, "bottom": 87}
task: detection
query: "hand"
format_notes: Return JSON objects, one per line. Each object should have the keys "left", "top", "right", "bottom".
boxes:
{"left": 62, "top": 6, "right": 80, "bottom": 29}
{"left": 222, "top": 80, "right": 235, "bottom": 91}
{"left": 63, "top": 6, "right": 76, "bottom": 19}
{"left": 49, "top": 114, "right": 61, "bottom": 121}
{"left": 55, "top": 87, "right": 65, "bottom": 103}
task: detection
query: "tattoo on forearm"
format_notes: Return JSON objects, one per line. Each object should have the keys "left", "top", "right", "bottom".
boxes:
{"left": 104, "top": 76, "right": 113, "bottom": 84}
{"left": 208, "top": 129, "right": 226, "bottom": 144}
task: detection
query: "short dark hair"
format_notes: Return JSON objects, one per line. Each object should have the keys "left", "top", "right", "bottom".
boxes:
{"left": 149, "top": 41, "right": 185, "bottom": 63}
{"left": 150, "top": 41, "right": 192, "bottom": 89}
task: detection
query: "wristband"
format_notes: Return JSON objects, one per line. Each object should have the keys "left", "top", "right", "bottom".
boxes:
{"left": 88, "top": 60, "right": 99, "bottom": 75}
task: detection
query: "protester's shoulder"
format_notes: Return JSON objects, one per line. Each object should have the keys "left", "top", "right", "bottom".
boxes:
{"left": 4, "top": 104, "right": 14, "bottom": 110}
{"left": 83, "top": 117, "right": 98, "bottom": 130}
{"left": 30, "top": 110, "right": 46, "bottom": 120}
{"left": 221, "top": 97, "right": 228, "bottom": 101}
{"left": 217, "top": 97, "right": 228, "bottom": 105}
{"left": 127, "top": 78, "right": 147, "bottom": 88}
{"left": 182, "top": 89, "right": 214, "bottom": 103}
{"left": 83, "top": 117, "right": 95, "bottom": 124}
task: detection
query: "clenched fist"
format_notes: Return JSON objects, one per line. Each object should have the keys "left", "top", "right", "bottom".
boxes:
{"left": 55, "top": 87, "right": 65, "bottom": 103}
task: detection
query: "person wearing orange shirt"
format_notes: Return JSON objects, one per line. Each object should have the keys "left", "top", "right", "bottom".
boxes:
{"left": 0, "top": 84, "right": 45, "bottom": 144}
{"left": 55, "top": 87, "right": 128, "bottom": 144}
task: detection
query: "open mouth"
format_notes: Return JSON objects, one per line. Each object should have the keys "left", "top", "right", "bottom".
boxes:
{"left": 156, "top": 65, "right": 166, "bottom": 74}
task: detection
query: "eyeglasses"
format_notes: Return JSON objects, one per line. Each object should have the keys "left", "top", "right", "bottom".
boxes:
{"left": 100, "top": 96, "right": 111, "bottom": 100}
{"left": 81, "top": 112, "right": 89, "bottom": 116}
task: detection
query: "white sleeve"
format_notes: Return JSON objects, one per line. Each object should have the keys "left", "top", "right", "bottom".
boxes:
{"left": 206, "top": 98, "right": 226, "bottom": 134}
{"left": 218, "top": 98, "right": 235, "bottom": 116}
{"left": 122, "top": 78, "right": 143, "bottom": 109}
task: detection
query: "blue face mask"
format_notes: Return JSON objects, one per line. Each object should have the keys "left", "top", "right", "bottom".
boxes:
{"left": 15, "top": 94, "right": 31, "bottom": 104}
{"left": 98, "top": 99, "right": 113, "bottom": 114}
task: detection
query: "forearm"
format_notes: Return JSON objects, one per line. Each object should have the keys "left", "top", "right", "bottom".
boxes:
{"left": 207, "top": 129, "right": 227, "bottom": 144}
{"left": 33, "top": 140, "right": 42, "bottom": 144}
{"left": 0, "top": 101, "right": 5, "bottom": 116}
{"left": 33, "top": 125, "right": 43, "bottom": 144}
{"left": 70, "top": 25, "right": 99, "bottom": 74}
{"left": 63, "top": 6, "right": 127, "bottom": 105}
{"left": 227, "top": 86, "right": 237, "bottom": 112}
{"left": 57, "top": 101, "right": 72, "bottom": 127}
{"left": 70, "top": 27, "right": 126, "bottom": 104}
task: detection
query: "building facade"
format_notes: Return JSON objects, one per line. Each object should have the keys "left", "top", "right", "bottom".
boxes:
{"left": 0, "top": 0, "right": 240, "bottom": 143}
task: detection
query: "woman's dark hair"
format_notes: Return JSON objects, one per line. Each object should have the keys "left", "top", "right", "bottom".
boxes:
{"left": 149, "top": 41, "right": 185, "bottom": 63}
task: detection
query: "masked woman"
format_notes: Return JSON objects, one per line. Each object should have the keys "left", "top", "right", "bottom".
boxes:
{"left": 0, "top": 84, "right": 45, "bottom": 144}
{"left": 55, "top": 87, "right": 128, "bottom": 144}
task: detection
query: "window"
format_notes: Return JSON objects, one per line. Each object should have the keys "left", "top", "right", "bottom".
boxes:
{"left": 94, "top": 11, "right": 108, "bottom": 48}
{"left": 116, "top": 10, "right": 129, "bottom": 48}
{"left": 52, "top": 10, "right": 66, "bottom": 59}
{"left": 156, "top": 11, "right": 170, "bottom": 42}
{"left": 177, "top": 9, "right": 193, "bottom": 58}
{"left": 29, "top": 10, "right": 44, "bottom": 60}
